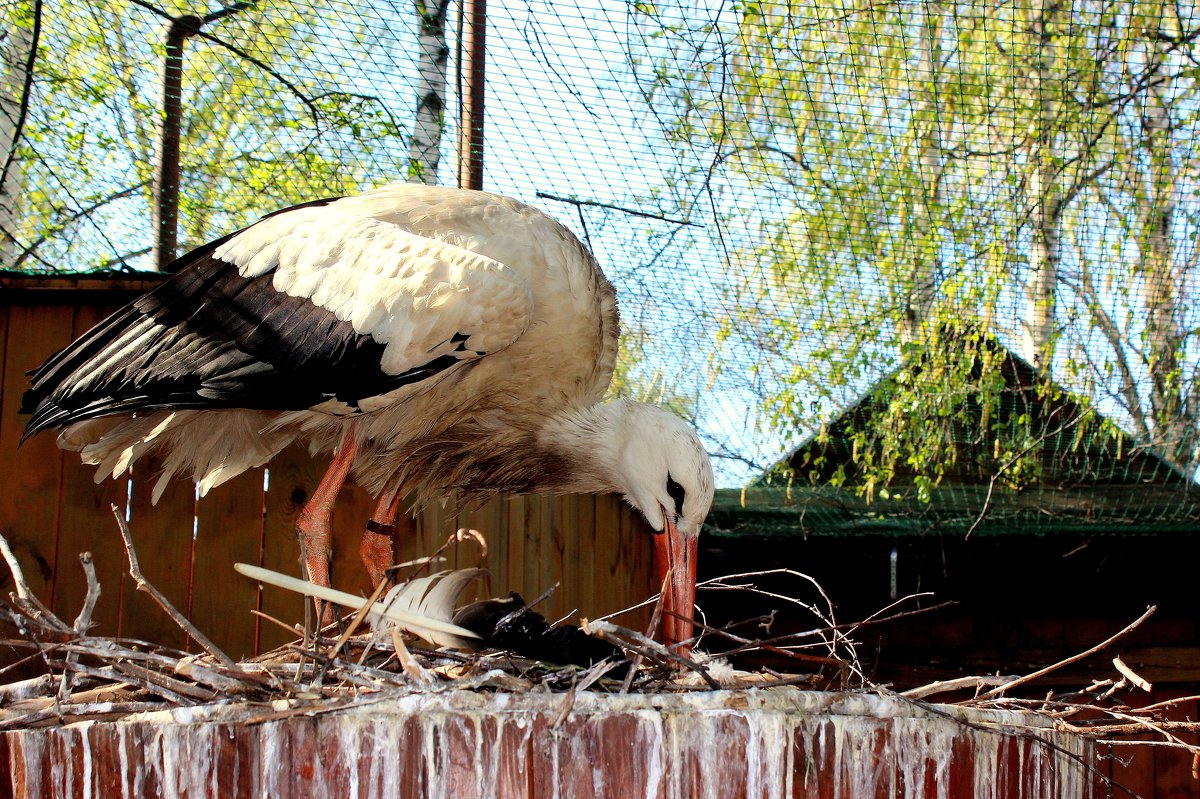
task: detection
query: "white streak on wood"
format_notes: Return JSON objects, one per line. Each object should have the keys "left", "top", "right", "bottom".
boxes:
{"left": 1, "top": 690, "right": 1100, "bottom": 798}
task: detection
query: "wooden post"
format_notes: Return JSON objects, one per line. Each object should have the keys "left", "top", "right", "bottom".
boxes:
{"left": 456, "top": 0, "right": 486, "bottom": 190}
{"left": 151, "top": 15, "right": 202, "bottom": 272}
{"left": 150, "top": 4, "right": 252, "bottom": 272}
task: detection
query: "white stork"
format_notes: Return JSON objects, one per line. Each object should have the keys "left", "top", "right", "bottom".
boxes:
{"left": 22, "top": 184, "right": 714, "bottom": 650}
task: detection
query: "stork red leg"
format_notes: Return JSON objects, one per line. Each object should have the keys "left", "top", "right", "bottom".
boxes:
{"left": 361, "top": 488, "right": 403, "bottom": 588}
{"left": 296, "top": 435, "right": 358, "bottom": 622}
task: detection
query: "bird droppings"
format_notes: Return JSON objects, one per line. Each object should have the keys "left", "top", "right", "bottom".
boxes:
{"left": 0, "top": 690, "right": 1099, "bottom": 798}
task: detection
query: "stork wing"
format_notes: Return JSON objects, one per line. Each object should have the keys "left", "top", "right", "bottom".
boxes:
{"left": 22, "top": 198, "right": 534, "bottom": 435}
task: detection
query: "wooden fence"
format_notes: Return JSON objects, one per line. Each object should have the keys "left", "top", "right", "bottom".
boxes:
{"left": 0, "top": 275, "right": 654, "bottom": 663}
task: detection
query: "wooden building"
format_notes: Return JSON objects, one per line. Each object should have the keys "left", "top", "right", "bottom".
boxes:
{"left": 700, "top": 333, "right": 1200, "bottom": 795}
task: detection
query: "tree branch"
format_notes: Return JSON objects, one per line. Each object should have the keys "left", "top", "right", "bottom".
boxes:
{"left": 978, "top": 605, "right": 1156, "bottom": 699}
{"left": 10, "top": 181, "right": 149, "bottom": 271}
{"left": 126, "top": 0, "right": 322, "bottom": 128}
{"left": 535, "top": 191, "right": 699, "bottom": 227}
{"left": 110, "top": 505, "right": 239, "bottom": 671}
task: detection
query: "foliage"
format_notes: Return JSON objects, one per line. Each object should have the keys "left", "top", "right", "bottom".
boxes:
{"left": 629, "top": 0, "right": 1200, "bottom": 492}
{"left": 607, "top": 322, "right": 699, "bottom": 421}
{"left": 6, "top": 0, "right": 413, "bottom": 273}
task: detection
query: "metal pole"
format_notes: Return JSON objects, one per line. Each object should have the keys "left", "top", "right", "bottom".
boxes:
{"left": 151, "top": 15, "right": 202, "bottom": 272}
{"left": 456, "top": 0, "right": 485, "bottom": 191}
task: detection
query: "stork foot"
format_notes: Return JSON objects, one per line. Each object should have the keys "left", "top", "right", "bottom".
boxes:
{"left": 360, "top": 522, "right": 395, "bottom": 588}
{"left": 297, "top": 514, "right": 338, "bottom": 627}
{"left": 360, "top": 488, "right": 403, "bottom": 588}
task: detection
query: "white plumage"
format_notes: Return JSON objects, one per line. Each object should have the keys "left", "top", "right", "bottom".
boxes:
{"left": 23, "top": 184, "right": 713, "bottom": 648}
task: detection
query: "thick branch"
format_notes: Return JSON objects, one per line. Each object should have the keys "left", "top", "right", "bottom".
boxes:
{"left": 110, "top": 505, "right": 239, "bottom": 671}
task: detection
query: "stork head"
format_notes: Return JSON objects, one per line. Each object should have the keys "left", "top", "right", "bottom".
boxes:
{"left": 610, "top": 401, "right": 714, "bottom": 654}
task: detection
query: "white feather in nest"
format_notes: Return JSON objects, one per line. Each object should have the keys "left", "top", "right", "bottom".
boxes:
{"left": 233, "top": 563, "right": 483, "bottom": 648}
{"left": 372, "top": 568, "right": 487, "bottom": 648}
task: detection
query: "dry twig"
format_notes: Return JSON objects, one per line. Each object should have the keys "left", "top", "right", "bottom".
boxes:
{"left": 58, "top": 552, "right": 101, "bottom": 700}
{"left": 978, "top": 605, "right": 1156, "bottom": 699}
{"left": 110, "top": 505, "right": 239, "bottom": 671}
{"left": 901, "top": 675, "right": 1017, "bottom": 700}
{"left": 1112, "top": 656, "right": 1152, "bottom": 692}
{"left": 588, "top": 619, "right": 720, "bottom": 689}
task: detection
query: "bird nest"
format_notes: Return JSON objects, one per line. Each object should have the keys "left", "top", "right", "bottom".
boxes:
{"left": 0, "top": 509, "right": 824, "bottom": 728}
{"left": 1, "top": 507, "right": 1198, "bottom": 792}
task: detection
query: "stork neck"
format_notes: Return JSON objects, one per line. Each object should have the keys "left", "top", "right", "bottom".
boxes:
{"left": 537, "top": 401, "right": 629, "bottom": 495}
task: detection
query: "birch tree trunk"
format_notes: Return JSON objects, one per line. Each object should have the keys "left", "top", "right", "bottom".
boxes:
{"left": 1138, "top": 44, "right": 1194, "bottom": 469}
{"left": 899, "top": 1, "right": 946, "bottom": 345}
{"left": 0, "top": 16, "right": 34, "bottom": 267}
{"left": 408, "top": 0, "right": 451, "bottom": 185}
{"left": 1021, "top": 0, "right": 1063, "bottom": 369}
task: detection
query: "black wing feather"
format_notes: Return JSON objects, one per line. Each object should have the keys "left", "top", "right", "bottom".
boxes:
{"left": 22, "top": 199, "right": 476, "bottom": 438}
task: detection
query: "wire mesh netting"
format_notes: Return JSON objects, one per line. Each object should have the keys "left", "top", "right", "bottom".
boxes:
{"left": 2, "top": 0, "right": 1200, "bottom": 531}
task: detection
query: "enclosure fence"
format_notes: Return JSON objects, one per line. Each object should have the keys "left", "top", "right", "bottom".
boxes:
{"left": 3, "top": 0, "right": 1200, "bottom": 521}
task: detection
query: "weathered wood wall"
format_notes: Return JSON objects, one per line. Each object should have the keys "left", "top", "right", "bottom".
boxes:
{"left": 0, "top": 276, "right": 654, "bottom": 662}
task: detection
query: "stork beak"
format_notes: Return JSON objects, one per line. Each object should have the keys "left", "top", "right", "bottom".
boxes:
{"left": 653, "top": 507, "right": 698, "bottom": 657}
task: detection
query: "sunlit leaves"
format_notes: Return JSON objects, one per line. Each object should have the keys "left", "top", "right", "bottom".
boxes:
{"left": 632, "top": 0, "right": 1200, "bottom": 494}
{"left": 12, "top": 0, "right": 412, "bottom": 272}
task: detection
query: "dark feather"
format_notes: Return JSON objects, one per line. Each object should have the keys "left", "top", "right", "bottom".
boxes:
{"left": 453, "top": 592, "right": 628, "bottom": 672}
{"left": 22, "top": 199, "right": 475, "bottom": 438}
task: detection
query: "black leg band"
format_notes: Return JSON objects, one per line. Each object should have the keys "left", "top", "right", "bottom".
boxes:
{"left": 365, "top": 520, "right": 398, "bottom": 535}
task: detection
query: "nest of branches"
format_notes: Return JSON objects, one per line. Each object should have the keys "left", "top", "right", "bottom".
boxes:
{"left": 0, "top": 505, "right": 1197, "bottom": 784}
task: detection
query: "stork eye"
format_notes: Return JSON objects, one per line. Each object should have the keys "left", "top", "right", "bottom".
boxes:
{"left": 666, "top": 473, "right": 686, "bottom": 518}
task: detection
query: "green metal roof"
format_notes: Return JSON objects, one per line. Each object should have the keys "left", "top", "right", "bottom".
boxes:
{"left": 705, "top": 485, "right": 1200, "bottom": 539}
{"left": 708, "top": 332, "right": 1200, "bottom": 539}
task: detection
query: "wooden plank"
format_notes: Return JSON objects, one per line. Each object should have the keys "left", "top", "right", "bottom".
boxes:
{"left": 552, "top": 493, "right": 576, "bottom": 623}
{"left": 412, "top": 502, "right": 439, "bottom": 575}
{"left": 258, "top": 445, "right": 325, "bottom": 652}
{"left": 0, "top": 699, "right": 11, "bottom": 799}
{"left": 0, "top": 302, "right": 9, "bottom": 425}
{"left": 471, "top": 496, "right": 507, "bottom": 599}
{"left": 388, "top": 494, "right": 422, "bottom": 579}
{"left": 456, "top": 496, "right": 501, "bottom": 569}
{"left": 51, "top": 302, "right": 130, "bottom": 637}
{"left": 0, "top": 275, "right": 165, "bottom": 294}
{"left": 121, "top": 458, "right": 196, "bottom": 651}
{"left": 475, "top": 496, "right": 506, "bottom": 599}
{"left": 592, "top": 493, "right": 625, "bottom": 621}
{"left": 414, "top": 502, "right": 437, "bottom": 564}
{"left": 503, "top": 495, "right": 527, "bottom": 603}
{"left": 608, "top": 499, "right": 654, "bottom": 630}
{"left": 571, "top": 494, "right": 595, "bottom": 619}
{"left": 517, "top": 495, "right": 539, "bottom": 605}
{"left": 0, "top": 303, "right": 72, "bottom": 610}
{"left": 190, "top": 469, "right": 265, "bottom": 660}
{"left": 523, "top": 494, "right": 559, "bottom": 620}
{"left": 1153, "top": 688, "right": 1200, "bottom": 798}
{"left": 0, "top": 300, "right": 22, "bottom": 675}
